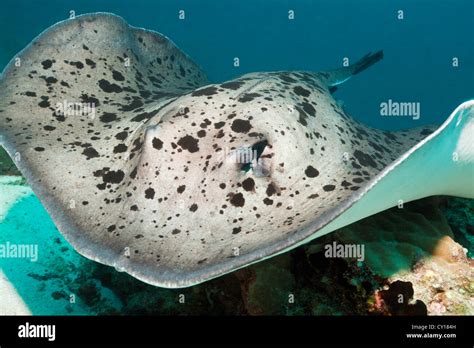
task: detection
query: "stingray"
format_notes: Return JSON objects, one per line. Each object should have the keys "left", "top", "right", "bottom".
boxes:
{"left": 0, "top": 13, "right": 472, "bottom": 288}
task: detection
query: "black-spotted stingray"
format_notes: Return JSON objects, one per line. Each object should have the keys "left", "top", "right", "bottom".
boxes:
{"left": 0, "top": 13, "right": 472, "bottom": 288}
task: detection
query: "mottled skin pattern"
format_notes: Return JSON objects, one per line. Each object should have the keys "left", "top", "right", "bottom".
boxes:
{"left": 0, "top": 14, "right": 435, "bottom": 286}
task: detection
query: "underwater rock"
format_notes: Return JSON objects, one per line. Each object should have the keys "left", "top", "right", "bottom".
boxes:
{"left": 77, "top": 282, "right": 101, "bottom": 307}
{"left": 327, "top": 196, "right": 473, "bottom": 315}
{"left": 441, "top": 197, "right": 474, "bottom": 258}
{"left": 235, "top": 255, "right": 295, "bottom": 315}
{"left": 374, "top": 280, "right": 427, "bottom": 315}
{"left": 387, "top": 236, "right": 473, "bottom": 315}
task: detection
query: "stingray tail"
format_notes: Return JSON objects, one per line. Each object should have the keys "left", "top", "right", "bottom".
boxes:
{"left": 322, "top": 50, "right": 383, "bottom": 87}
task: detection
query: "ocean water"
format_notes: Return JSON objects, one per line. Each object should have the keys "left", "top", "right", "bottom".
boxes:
{"left": 0, "top": 1, "right": 473, "bottom": 316}
{"left": 0, "top": 0, "right": 473, "bottom": 129}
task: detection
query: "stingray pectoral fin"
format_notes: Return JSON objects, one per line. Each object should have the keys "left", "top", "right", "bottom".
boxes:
{"left": 322, "top": 50, "right": 384, "bottom": 86}
{"left": 291, "top": 100, "right": 474, "bottom": 249}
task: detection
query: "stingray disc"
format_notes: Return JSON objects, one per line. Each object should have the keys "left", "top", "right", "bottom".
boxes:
{"left": 0, "top": 13, "right": 473, "bottom": 287}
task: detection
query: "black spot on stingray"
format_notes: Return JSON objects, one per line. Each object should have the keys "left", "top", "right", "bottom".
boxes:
{"left": 197, "top": 130, "right": 206, "bottom": 138}
{"left": 172, "top": 229, "right": 181, "bottom": 235}
{"left": 130, "top": 138, "right": 143, "bottom": 152}
{"left": 115, "top": 131, "right": 128, "bottom": 141}
{"left": 231, "top": 119, "right": 252, "bottom": 133}
{"left": 219, "top": 183, "right": 226, "bottom": 189}
{"left": 214, "top": 121, "right": 225, "bottom": 129}
{"left": 82, "top": 147, "right": 99, "bottom": 159}
{"left": 99, "top": 113, "right": 118, "bottom": 123}
{"left": 302, "top": 102, "right": 316, "bottom": 116}
{"left": 69, "top": 61, "right": 84, "bottom": 69}
{"left": 177, "top": 135, "right": 199, "bottom": 153}
{"left": 293, "top": 86, "right": 311, "bottom": 97}
{"left": 44, "top": 76, "right": 57, "bottom": 84}
{"left": 54, "top": 114, "right": 65, "bottom": 122}
{"left": 130, "top": 108, "right": 160, "bottom": 122}
{"left": 341, "top": 180, "right": 352, "bottom": 187}
{"left": 34, "top": 147, "right": 45, "bottom": 152}
{"left": 305, "top": 165, "right": 319, "bottom": 178}
{"left": 232, "top": 227, "right": 242, "bottom": 235}
{"left": 113, "top": 144, "right": 128, "bottom": 153}
{"left": 119, "top": 97, "right": 143, "bottom": 112}
{"left": 263, "top": 198, "right": 273, "bottom": 205}
{"left": 369, "top": 141, "right": 385, "bottom": 153}
{"left": 294, "top": 106, "right": 308, "bottom": 126}
{"left": 98, "top": 79, "right": 122, "bottom": 93}
{"left": 145, "top": 187, "right": 155, "bottom": 199}
{"left": 323, "top": 185, "right": 335, "bottom": 192}
{"left": 177, "top": 185, "right": 186, "bottom": 194}
{"left": 80, "top": 94, "right": 100, "bottom": 106}
{"left": 238, "top": 93, "right": 261, "bottom": 102}
{"left": 229, "top": 193, "right": 245, "bottom": 207}
{"left": 103, "top": 170, "right": 125, "bottom": 184}
{"left": 130, "top": 166, "right": 138, "bottom": 179}
{"left": 353, "top": 177, "right": 364, "bottom": 183}
{"left": 266, "top": 182, "right": 277, "bottom": 196}
{"left": 354, "top": 150, "right": 377, "bottom": 168}
{"left": 43, "top": 125, "right": 55, "bottom": 131}
{"left": 179, "top": 65, "right": 186, "bottom": 77}
{"left": 60, "top": 81, "right": 70, "bottom": 88}
{"left": 189, "top": 203, "right": 198, "bottom": 212}
{"left": 191, "top": 86, "right": 218, "bottom": 97}
{"left": 41, "top": 60, "right": 53, "bottom": 69}
{"left": 308, "top": 193, "right": 319, "bottom": 199}
{"left": 242, "top": 178, "right": 255, "bottom": 192}
{"left": 420, "top": 128, "right": 433, "bottom": 136}
{"left": 24, "top": 91, "right": 36, "bottom": 97}
{"left": 107, "top": 225, "right": 116, "bottom": 232}
{"left": 152, "top": 137, "right": 163, "bottom": 150}
{"left": 112, "top": 70, "right": 125, "bottom": 81}
{"left": 130, "top": 205, "right": 138, "bottom": 211}
{"left": 220, "top": 81, "right": 245, "bottom": 90}
{"left": 38, "top": 99, "right": 50, "bottom": 108}
{"left": 279, "top": 73, "right": 297, "bottom": 83}
{"left": 383, "top": 131, "right": 397, "bottom": 141}
{"left": 85, "top": 59, "right": 96, "bottom": 68}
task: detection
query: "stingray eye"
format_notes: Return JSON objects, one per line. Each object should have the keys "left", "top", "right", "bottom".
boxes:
{"left": 240, "top": 139, "right": 269, "bottom": 176}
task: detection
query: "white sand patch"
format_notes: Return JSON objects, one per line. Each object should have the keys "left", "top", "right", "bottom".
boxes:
{"left": 0, "top": 269, "right": 31, "bottom": 315}
{"left": 0, "top": 176, "right": 32, "bottom": 222}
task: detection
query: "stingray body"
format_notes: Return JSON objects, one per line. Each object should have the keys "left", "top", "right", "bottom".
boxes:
{"left": 0, "top": 13, "right": 472, "bottom": 288}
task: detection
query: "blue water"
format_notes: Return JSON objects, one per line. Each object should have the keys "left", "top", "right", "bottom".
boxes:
{"left": 0, "top": 0, "right": 472, "bottom": 130}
